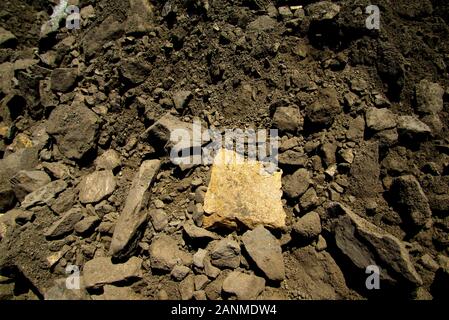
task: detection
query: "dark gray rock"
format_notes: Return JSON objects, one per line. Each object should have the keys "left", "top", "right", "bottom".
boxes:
{"left": 293, "top": 211, "right": 322, "bottom": 240}
{"left": 50, "top": 68, "right": 78, "bottom": 93}
{"left": 241, "top": 226, "right": 285, "bottom": 281}
{"left": 331, "top": 203, "right": 422, "bottom": 286}
{"left": 282, "top": 168, "right": 310, "bottom": 199}
{"left": 210, "top": 238, "right": 241, "bottom": 269}
{"left": 305, "top": 88, "right": 341, "bottom": 128}
{"left": 46, "top": 103, "right": 100, "bottom": 160}
{"left": 110, "top": 160, "right": 161, "bottom": 258}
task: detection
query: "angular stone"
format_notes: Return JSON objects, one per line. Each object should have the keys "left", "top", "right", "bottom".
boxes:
{"left": 149, "top": 209, "right": 168, "bottom": 232}
{"left": 50, "top": 68, "right": 78, "bottom": 93}
{"left": 179, "top": 275, "right": 195, "bottom": 300}
{"left": 390, "top": 175, "right": 432, "bottom": 227}
{"left": 416, "top": 79, "right": 444, "bottom": 114}
{"left": 331, "top": 203, "right": 422, "bottom": 286}
{"left": 397, "top": 116, "right": 432, "bottom": 139}
{"left": 193, "top": 249, "right": 208, "bottom": 269}
{"left": 82, "top": 16, "right": 124, "bottom": 59}
{"left": 120, "top": 58, "right": 151, "bottom": 85}
{"left": 74, "top": 215, "right": 100, "bottom": 235}
{"left": 289, "top": 245, "right": 350, "bottom": 299}
{"left": 222, "top": 271, "right": 265, "bottom": 300}
{"left": 305, "top": 88, "right": 341, "bottom": 128}
{"left": 210, "top": 238, "right": 241, "bottom": 269}
{"left": 365, "top": 107, "right": 396, "bottom": 131}
{"left": 203, "top": 149, "right": 286, "bottom": 230}
{"left": 83, "top": 257, "right": 142, "bottom": 289}
{"left": 21, "top": 180, "right": 67, "bottom": 209}
{"left": 110, "top": 160, "right": 161, "bottom": 258}
{"left": 95, "top": 150, "right": 121, "bottom": 171}
{"left": 10, "top": 170, "right": 51, "bottom": 202}
{"left": 273, "top": 106, "right": 303, "bottom": 133}
{"left": 194, "top": 275, "right": 209, "bottom": 291}
{"left": 183, "top": 222, "right": 220, "bottom": 241}
{"left": 79, "top": 170, "right": 116, "bottom": 204}
{"left": 149, "top": 235, "right": 192, "bottom": 272}
{"left": 173, "top": 90, "right": 192, "bottom": 111}
{"left": 282, "top": 168, "right": 310, "bottom": 199}
{"left": 42, "top": 162, "right": 71, "bottom": 180}
{"left": 293, "top": 211, "right": 322, "bottom": 240}
{"left": 300, "top": 187, "right": 319, "bottom": 210}
{"left": 241, "top": 226, "right": 285, "bottom": 281}
{"left": 142, "top": 113, "right": 209, "bottom": 153}
{"left": 171, "top": 265, "right": 191, "bottom": 281}
{"left": 46, "top": 103, "right": 100, "bottom": 160}
{"left": 45, "top": 207, "right": 84, "bottom": 239}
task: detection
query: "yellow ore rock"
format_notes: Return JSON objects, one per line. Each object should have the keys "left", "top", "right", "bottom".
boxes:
{"left": 203, "top": 149, "right": 286, "bottom": 230}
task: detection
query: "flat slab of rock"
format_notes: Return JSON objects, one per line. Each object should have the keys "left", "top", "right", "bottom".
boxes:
{"left": 21, "top": 180, "right": 67, "bottom": 209}
{"left": 331, "top": 203, "right": 422, "bottom": 286}
{"left": 83, "top": 257, "right": 142, "bottom": 289}
{"left": 241, "top": 226, "right": 285, "bottom": 281}
{"left": 222, "top": 271, "right": 265, "bottom": 300}
{"left": 203, "top": 149, "right": 286, "bottom": 230}
{"left": 110, "top": 160, "right": 161, "bottom": 258}
{"left": 79, "top": 170, "right": 116, "bottom": 204}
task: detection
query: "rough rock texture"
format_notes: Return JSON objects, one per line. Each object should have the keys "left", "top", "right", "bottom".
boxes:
{"left": 203, "top": 149, "right": 286, "bottom": 230}
{"left": 83, "top": 257, "right": 142, "bottom": 289}
{"left": 241, "top": 226, "right": 285, "bottom": 281}
{"left": 222, "top": 271, "right": 265, "bottom": 300}
{"left": 46, "top": 104, "right": 100, "bottom": 160}
{"left": 78, "top": 170, "right": 116, "bottom": 204}
{"left": 149, "top": 235, "right": 192, "bottom": 272}
{"left": 390, "top": 175, "right": 432, "bottom": 227}
{"left": 331, "top": 203, "right": 423, "bottom": 286}
{"left": 110, "top": 160, "right": 160, "bottom": 258}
